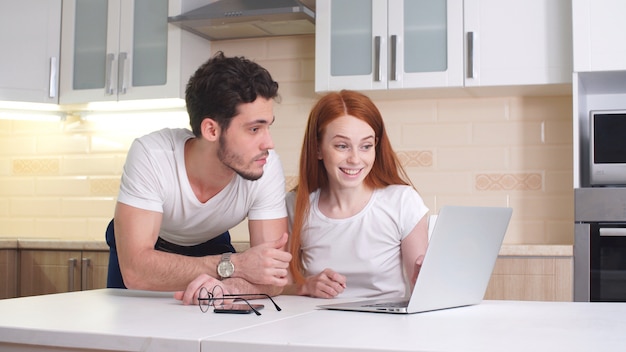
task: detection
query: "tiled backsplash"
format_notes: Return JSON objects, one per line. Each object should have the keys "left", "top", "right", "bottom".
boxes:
{"left": 0, "top": 35, "right": 573, "bottom": 245}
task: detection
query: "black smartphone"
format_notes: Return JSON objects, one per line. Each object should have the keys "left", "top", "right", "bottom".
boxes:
{"left": 213, "top": 304, "right": 264, "bottom": 314}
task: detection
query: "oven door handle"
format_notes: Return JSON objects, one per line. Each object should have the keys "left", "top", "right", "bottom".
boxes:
{"left": 599, "top": 228, "right": 626, "bottom": 237}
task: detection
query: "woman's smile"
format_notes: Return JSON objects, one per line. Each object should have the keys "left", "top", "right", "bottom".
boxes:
{"left": 340, "top": 167, "right": 362, "bottom": 176}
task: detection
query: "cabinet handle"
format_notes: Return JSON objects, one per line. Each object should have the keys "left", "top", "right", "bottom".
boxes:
{"left": 374, "top": 36, "right": 381, "bottom": 82}
{"left": 118, "top": 52, "right": 128, "bottom": 95}
{"left": 105, "top": 53, "right": 116, "bottom": 95}
{"left": 81, "top": 258, "right": 91, "bottom": 291}
{"left": 48, "top": 57, "right": 58, "bottom": 98}
{"left": 390, "top": 35, "right": 397, "bottom": 81}
{"left": 467, "top": 31, "right": 475, "bottom": 79}
{"left": 68, "top": 258, "right": 77, "bottom": 292}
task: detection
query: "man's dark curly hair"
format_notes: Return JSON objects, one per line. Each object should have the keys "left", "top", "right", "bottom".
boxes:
{"left": 185, "top": 51, "right": 279, "bottom": 137}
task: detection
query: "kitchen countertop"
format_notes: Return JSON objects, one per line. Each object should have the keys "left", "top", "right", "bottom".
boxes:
{"left": 0, "top": 238, "right": 109, "bottom": 250}
{"left": 0, "top": 239, "right": 573, "bottom": 256}
{"left": 0, "top": 239, "right": 17, "bottom": 250}
{"left": 498, "top": 244, "right": 572, "bottom": 256}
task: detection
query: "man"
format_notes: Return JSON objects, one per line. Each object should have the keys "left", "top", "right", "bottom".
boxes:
{"left": 107, "top": 52, "right": 291, "bottom": 303}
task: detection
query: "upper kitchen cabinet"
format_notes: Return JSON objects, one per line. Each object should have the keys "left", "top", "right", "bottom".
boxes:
{"left": 316, "top": 0, "right": 572, "bottom": 93}
{"left": 315, "top": 0, "right": 464, "bottom": 92}
{"left": 573, "top": 0, "right": 626, "bottom": 72}
{"left": 0, "top": 0, "right": 61, "bottom": 104}
{"left": 60, "top": 0, "right": 211, "bottom": 104}
{"left": 464, "top": 0, "right": 572, "bottom": 87}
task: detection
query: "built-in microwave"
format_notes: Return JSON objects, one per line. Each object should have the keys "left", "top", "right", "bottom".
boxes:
{"left": 590, "top": 110, "right": 626, "bottom": 186}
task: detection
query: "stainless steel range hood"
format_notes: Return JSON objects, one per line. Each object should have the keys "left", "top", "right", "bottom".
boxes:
{"left": 169, "top": 0, "right": 315, "bottom": 41}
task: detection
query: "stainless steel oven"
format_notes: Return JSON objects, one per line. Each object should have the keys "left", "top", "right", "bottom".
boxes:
{"left": 575, "top": 188, "right": 626, "bottom": 301}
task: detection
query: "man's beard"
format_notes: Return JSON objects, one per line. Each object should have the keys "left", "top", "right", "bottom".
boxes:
{"left": 217, "top": 135, "right": 265, "bottom": 181}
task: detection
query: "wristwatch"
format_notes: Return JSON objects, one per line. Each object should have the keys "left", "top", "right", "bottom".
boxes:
{"left": 217, "top": 252, "right": 235, "bottom": 279}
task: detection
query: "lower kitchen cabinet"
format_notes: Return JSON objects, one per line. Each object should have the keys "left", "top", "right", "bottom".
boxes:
{"left": 19, "top": 250, "right": 109, "bottom": 297}
{"left": 0, "top": 249, "right": 18, "bottom": 299}
{"left": 485, "top": 256, "right": 573, "bottom": 301}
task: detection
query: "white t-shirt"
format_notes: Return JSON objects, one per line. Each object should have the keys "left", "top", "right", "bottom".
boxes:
{"left": 286, "top": 185, "right": 428, "bottom": 299}
{"left": 117, "top": 128, "right": 287, "bottom": 246}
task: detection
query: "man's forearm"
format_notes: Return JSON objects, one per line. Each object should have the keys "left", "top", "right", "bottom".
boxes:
{"left": 122, "top": 249, "right": 220, "bottom": 291}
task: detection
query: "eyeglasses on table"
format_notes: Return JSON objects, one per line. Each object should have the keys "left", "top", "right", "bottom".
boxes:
{"left": 197, "top": 286, "right": 282, "bottom": 316}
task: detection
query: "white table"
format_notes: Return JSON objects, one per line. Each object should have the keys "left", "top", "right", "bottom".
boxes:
{"left": 1, "top": 289, "right": 625, "bottom": 352}
{"left": 0, "top": 289, "right": 316, "bottom": 352}
{"left": 205, "top": 299, "right": 626, "bottom": 352}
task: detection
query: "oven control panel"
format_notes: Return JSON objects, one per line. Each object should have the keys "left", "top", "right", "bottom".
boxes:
{"left": 575, "top": 188, "right": 626, "bottom": 222}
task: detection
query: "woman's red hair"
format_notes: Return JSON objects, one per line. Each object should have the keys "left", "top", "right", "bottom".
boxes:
{"left": 289, "top": 90, "right": 414, "bottom": 283}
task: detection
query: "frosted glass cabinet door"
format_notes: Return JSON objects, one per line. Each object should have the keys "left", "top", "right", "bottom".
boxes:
{"left": 60, "top": 0, "right": 178, "bottom": 104}
{"left": 316, "top": 0, "right": 388, "bottom": 91}
{"left": 131, "top": 0, "right": 168, "bottom": 87}
{"left": 388, "top": 0, "right": 463, "bottom": 89}
{"left": 330, "top": 0, "right": 373, "bottom": 78}
{"left": 60, "top": 0, "right": 121, "bottom": 103}
{"left": 72, "top": 0, "right": 110, "bottom": 91}
{"left": 118, "top": 0, "right": 174, "bottom": 101}
{"left": 315, "top": 0, "right": 463, "bottom": 92}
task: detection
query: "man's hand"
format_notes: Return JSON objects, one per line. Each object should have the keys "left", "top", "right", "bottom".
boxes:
{"left": 300, "top": 268, "right": 346, "bottom": 298}
{"left": 175, "top": 233, "right": 292, "bottom": 304}
{"left": 233, "top": 232, "right": 292, "bottom": 286}
{"left": 174, "top": 274, "right": 227, "bottom": 305}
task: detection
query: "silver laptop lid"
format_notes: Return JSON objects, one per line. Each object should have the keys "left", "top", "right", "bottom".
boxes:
{"left": 406, "top": 205, "right": 512, "bottom": 313}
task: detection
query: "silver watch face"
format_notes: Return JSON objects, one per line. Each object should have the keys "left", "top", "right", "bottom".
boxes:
{"left": 218, "top": 260, "right": 234, "bottom": 278}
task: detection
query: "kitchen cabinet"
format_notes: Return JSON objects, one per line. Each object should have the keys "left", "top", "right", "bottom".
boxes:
{"left": 0, "top": 0, "right": 61, "bottom": 104}
{"left": 0, "top": 249, "right": 18, "bottom": 299}
{"left": 19, "top": 250, "right": 108, "bottom": 297}
{"left": 485, "top": 256, "right": 573, "bottom": 301}
{"left": 59, "top": 0, "right": 211, "bottom": 104}
{"left": 463, "top": 0, "right": 571, "bottom": 87}
{"left": 315, "top": 0, "right": 572, "bottom": 93}
{"left": 571, "top": 1, "right": 626, "bottom": 187}
{"left": 316, "top": 0, "right": 464, "bottom": 91}
{"left": 573, "top": 0, "right": 626, "bottom": 72}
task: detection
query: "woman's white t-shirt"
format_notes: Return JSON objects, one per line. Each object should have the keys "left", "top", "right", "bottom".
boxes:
{"left": 287, "top": 185, "right": 428, "bottom": 299}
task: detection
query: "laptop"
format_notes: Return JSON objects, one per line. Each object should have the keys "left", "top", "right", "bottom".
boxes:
{"left": 317, "top": 205, "right": 513, "bottom": 314}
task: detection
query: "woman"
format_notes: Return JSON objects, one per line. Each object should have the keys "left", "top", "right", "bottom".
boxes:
{"left": 284, "top": 90, "right": 429, "bottom": 299}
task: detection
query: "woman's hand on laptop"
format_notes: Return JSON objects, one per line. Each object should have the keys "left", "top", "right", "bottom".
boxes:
{"left": 300, "top": 268, "right": 346, "bottom": 298}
